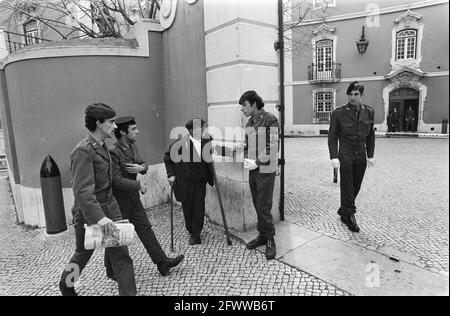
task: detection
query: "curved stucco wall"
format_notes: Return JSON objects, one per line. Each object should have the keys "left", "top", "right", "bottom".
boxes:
{"left": 4, "top": 49, "right": 164, "bottom": 189}
{"left": 162, "top": 0, "right": 208, "bottom": 148}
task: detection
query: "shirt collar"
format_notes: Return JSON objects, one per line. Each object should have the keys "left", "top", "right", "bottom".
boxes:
{"left": 116, "top": 139, "right": 134, "bottom": 151}
{"left": 87, "top": 132, "right": 104, "bottom": 147}
{"left": 250, "top": 109, "right": 265, "bottom": 125}
{"left": 347, "top": 103, "right": 362, "bottom": 112}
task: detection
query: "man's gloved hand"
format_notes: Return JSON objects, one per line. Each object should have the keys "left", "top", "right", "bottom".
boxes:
{"left": 331, "top": 158, "right": 340, "bottom": 169}
{"left": 368, "top": 158, "right": 376, "bottom": 168}
{"left": 168, "top": 176, "right": 176, "bottom": 186}
{"left": 97, "top": 217, "right": 119, "bottom": 237}
{"left": 244, "top": 159, "right": 258, "bottom": 171}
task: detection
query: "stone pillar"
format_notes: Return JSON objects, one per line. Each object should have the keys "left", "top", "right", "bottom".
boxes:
{"left": 203, "top": 0, "right": 280, "bottom": 232}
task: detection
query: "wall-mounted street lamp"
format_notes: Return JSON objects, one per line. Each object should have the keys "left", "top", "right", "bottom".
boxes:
{"left": 356, "top": 26, "right": 369, "bottom": 54}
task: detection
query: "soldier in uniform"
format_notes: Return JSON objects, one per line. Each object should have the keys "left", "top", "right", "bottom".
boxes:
{"left": 328, "top": 82, "right": 376, "bottom": 233}
{"left": 59, "top": 103, "right": 145, "bottom": 296}
{"left": 163, "top": 118, "right": 214, "bottom": 246}
{"left": 107, "top": 116, "right": 184, "bottom": 277}
{"left": 405, "top": 107, "right": 416, "bottom": 132}
{"left": 239, "top": 90, "right": 279, "bottom": 260}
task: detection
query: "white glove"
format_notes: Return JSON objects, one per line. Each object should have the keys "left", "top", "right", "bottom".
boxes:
{"left": 244, "top": 159, "right": 258, "bottom": 171}
{"left": 368, "top": 158, "right": 376, "bottom": 168}
{"left": 331, "top": 158, "right": 340, "bottom": 169}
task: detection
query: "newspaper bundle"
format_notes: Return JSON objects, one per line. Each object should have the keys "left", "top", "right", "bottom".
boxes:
{"left": 84, "top": 220, "right": 136, "bottom": 250}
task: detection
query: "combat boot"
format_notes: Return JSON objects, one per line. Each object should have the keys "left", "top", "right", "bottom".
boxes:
{"left": 157, "top": 255, "right": 185, "bottom": 276}
{"left": 246, "top": 235, "right": 266, "bottom": 250}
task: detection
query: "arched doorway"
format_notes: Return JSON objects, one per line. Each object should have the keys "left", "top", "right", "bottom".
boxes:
{"left": 388, "top": 88, "right": 419, "bottom": 132}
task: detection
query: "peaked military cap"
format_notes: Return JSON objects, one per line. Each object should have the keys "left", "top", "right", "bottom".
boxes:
{"left": 116, "top": 116, "right": 136, "bottom": 126}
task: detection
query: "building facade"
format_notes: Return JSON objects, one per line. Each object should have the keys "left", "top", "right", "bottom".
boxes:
{"left": 285, "top": 0, "right": 449, "bottom": 135}
{"left": 0, "top": 0, "right": 281, "bottom": 232}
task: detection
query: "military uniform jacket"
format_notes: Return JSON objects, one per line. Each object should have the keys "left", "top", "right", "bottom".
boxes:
{"left": 110, "top": 141, "right": 148, "bottom": 206}
{"left": 245, "top": 110, "right": 279, "bottom": 173}
{"left": 164, "top": 134, "right": 214, "bottom": 203}
{"left": 328, "top": 103, "right": 375, "bottom": 160}
{"left": 70, "top": 134, "right": 140, "bottom": 226}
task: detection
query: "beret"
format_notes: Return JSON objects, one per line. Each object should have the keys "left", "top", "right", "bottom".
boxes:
{"left": 346, "top": 81, "right": 365, "bottom": 95}
{"left": 85, "top": 103, "right": 116, "bottom": 119}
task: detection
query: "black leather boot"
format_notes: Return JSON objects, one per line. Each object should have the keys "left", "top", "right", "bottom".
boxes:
{"left": 157, "top": 255, "right": 185, "bottom": 276}
{"left": 246, "top": 235, "right": 266, "bottom": 250}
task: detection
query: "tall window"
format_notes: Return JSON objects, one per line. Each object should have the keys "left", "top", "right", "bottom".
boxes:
{"left": 314, "top": 90, "right": 334, "bottom": 123}
{"left": 23, "top": 19, "right": 40, "bottom": 45}
{"left": 316, "top": 39, "right": 333, "bottom": 79}
{"left": 396, "top": 29, "right": 417, "bottom": 60}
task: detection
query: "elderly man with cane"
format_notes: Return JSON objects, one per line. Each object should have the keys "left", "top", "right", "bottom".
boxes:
{"left": 164, "top": 118, "right": 215, "bottom": 245}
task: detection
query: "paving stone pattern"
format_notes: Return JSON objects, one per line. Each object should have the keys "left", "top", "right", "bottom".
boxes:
{"left": 0, "top": 179, "right": 349, "bottom": 296}
{"left": 284, "top": 137, "right": 449, "bottom": 274}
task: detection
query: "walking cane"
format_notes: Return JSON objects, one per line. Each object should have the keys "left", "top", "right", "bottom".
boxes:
{"left": 333, "top": 168, "right": 338, "bottom": 183}
{"left": 211, "top": 163, "right": 232, "bottom": 246}
{"left": 170, "top": 184, "right": 175, "bottom": 252}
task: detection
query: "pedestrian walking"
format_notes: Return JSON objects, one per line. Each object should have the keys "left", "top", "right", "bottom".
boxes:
{"left": 328, "top": 82, "right": 376, "bottom": 233}
{"left": 59, "top": 103, "right": 143, "bottom": 296}
{"left": 107, "top": 116, "right": 184, "bottom": 278}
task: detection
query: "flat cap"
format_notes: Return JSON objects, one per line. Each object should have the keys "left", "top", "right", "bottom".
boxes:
{"left": 116, "top": 116, "right": 136, "bottom": 126}
{"left": 185, "top": 118, "right": 206, "bottom": 131}
{"left": 85, "top": 103, "right": 116, "bottom": 119}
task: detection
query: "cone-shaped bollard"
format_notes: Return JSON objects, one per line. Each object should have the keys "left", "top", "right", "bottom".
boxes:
{"left": 40, "top": 155, "right": 67, "bottom": 234}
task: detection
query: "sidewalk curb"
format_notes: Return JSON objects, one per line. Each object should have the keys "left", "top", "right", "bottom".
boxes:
{"left": 376, "top": 132, "right": 448, "bottom": 138}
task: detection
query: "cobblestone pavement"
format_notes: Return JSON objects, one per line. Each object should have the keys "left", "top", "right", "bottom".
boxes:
{"left": 0, "top": 179, "right": 350, "bottom": 296}
{"left": 285, "top": 137, "right": 449, "bottom": 274}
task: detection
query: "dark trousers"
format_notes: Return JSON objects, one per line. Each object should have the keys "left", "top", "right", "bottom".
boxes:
{"left": 405, "top": 119, "right": 415, "bottom": 132}
{"left": 181, "top": 181, "right": 206, "bottom": 238}
{"left": 249, "top": 170, "right": 276, "bottom": 240}
{"left": 105, "top": 195, "right": 167, "bottom": 276}
{"left": 60, "top": 202, "right": 137, "bottom": 296}
{"left": 339, "top": 154, "right": 367, "bottom": 217}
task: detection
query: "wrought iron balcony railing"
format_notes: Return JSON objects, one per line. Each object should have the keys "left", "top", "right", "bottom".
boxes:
{"left": 4, "top": 30, "right": 51, "bottom": 54}
{"left": 308, "top": 63, "right": 342, "bottom": 82}
{"left": 314, "top": 111, "right": 332, "bottom": 123}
